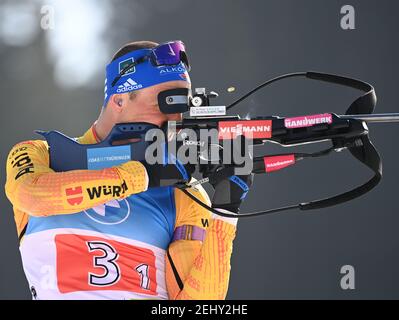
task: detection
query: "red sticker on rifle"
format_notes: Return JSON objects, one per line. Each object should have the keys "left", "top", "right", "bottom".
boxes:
{"left": 264, "top": 155, "right": 295, "bottom": 172}
{"left": 218, "top": 120, "right": 272, "bottom": 140}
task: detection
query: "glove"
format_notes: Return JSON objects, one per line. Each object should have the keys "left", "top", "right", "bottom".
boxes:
{"left": 141, "top": 158, "right": 195, "bottom": 188}
{"left": 208, "top": 165, "right": 254, "bottom": 213}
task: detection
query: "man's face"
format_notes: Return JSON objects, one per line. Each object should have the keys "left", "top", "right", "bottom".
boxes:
{"left": 118, "top": 80, "right": 190, "bottom": 127}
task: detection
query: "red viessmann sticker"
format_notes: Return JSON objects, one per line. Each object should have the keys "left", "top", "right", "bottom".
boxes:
{"left": 218, "top": 120, "right": 272, "bottom": 140}
{"left": 264, "top": 155, "right": 296, "bottom": 173}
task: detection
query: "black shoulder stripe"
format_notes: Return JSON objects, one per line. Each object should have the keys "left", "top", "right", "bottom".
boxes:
{"left": 18, "top": 224, "right": 28, "bottom": 242}
{"left": 167, "top": 249, "right": 184, "bottom": 291}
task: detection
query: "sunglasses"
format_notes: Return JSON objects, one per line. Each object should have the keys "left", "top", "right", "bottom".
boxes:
{"left": 111, "top": 40, "right": 190, "bottom": 87}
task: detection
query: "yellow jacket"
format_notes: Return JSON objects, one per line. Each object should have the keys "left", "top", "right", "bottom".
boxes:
{"left": 5, "top": 126, "right": 237, "bottom": 300}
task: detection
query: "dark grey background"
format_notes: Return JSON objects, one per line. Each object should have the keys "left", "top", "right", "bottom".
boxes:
{"left": 1, "top": 0, "right": 398, "bottom": 299}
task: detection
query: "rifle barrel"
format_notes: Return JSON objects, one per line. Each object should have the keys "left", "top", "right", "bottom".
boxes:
{"left": 340, "top": 113, "right": 399, "bottom": 123}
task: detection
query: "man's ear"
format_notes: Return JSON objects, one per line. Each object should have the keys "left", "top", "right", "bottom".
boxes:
{"left": 109, "top": 94, "right": 123, "bottom": 111}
